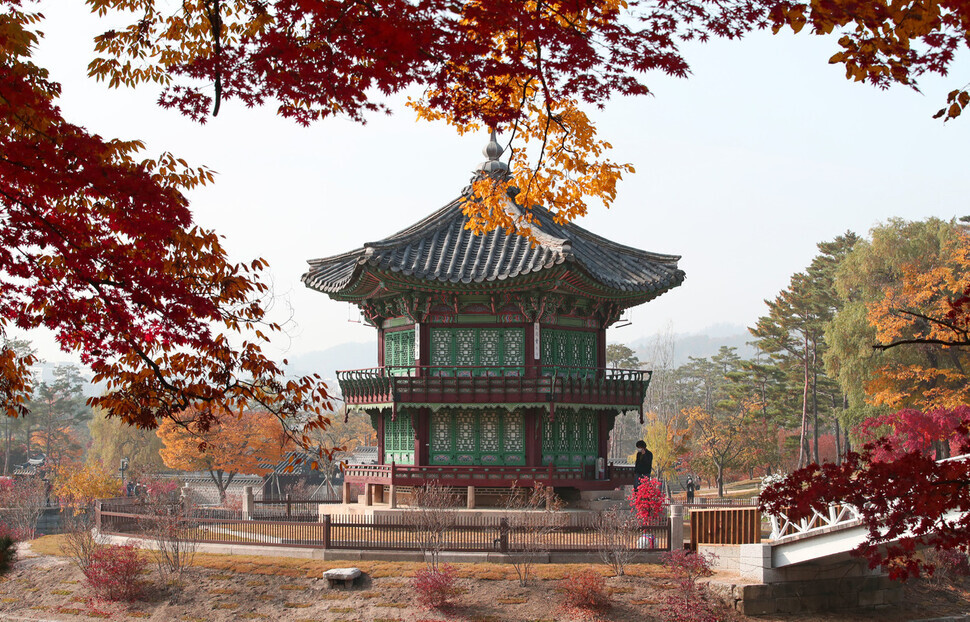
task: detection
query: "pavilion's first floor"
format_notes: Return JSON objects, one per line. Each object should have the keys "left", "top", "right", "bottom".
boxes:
{"left": 345, "top": 404, "right": 637, "bottom": 495}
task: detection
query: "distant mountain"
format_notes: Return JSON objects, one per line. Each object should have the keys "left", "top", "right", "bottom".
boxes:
{"left": 285, "top": 341, "right": 377, "bottom": 385}
{"left": 627, "top": 325, "right": 757, "bottom": 367}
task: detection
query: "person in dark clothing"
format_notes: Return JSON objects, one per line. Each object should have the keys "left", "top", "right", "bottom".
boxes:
{"left": 634, "top": 440, "right": 653, "bottom": 491}
{"left": 685, "top": 476, "right": 695, "bottom": 504}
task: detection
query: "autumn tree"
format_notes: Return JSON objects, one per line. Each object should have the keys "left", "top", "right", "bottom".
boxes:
{"left": 826, "top": 218, "right": 970, "bottom": 415}
{"left": 761, "top": 405, "right": 970, "bottom": 580}
{"left": 0, "top": 338, "right": 34, "bottom": 475}
{"left": 305, "top": 408, "right": 376, "bottom": 497}
{"left": 3, "top": 0, "right": 967, "bottom": 467}
{"left": 87, "top": 408, "right": 166, "bottom": 477}
{"left": 642, "top": 412, "right": 689, "bottom": 481}
{"left": 27, "top": 364, "right": 89, "bottom": 475}
{"left": 1, "top": 3, "right": 333, "bottom": 448}
{"left": 157, "top": 407, "right": 288, "bottom": 503}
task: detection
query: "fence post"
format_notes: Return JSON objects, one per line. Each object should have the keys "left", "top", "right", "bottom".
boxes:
{"left": 499, "top": 517, "right": 509, "bottom": 553}
{"left": 286, "top": 493, "right": 292, "bottom": 518}
{"left": 94, "top": 500, "right": 102, "bottom": 533}
{"left": 322, "top": 514, "right": 331, "bottom": 549}
{"left": 669, "top": 504, "right": 684, "bottom": 551}
{"left": 242, "top": 486, "right": 254, "bottom": 521}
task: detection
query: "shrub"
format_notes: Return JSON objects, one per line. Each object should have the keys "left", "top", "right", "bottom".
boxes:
{"left": 558, "top": 569, "right": 611, "bottom": 613}
{"left": 660, "top": 549, "right": 718, "bottom": 622}
{"left": 928, "top": 547, "right": 970, "bottom": 585}
{"left": 0, "top": 532, "right": 16, "bottom": 575}
{"left": 411, "top": 564, "right": 460, "bottom": 610}
{"left": 0, "top": 476, "right": 47, "bottom": 539}
{"left": 82, "top": 544, "right": 148, "bottom": 602}
{"left": 628, "top": 477, "right": 668, "bottom": 526}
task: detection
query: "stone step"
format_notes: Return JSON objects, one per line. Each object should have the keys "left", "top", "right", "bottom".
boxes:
{"left": 578, "top": 488, "right": 626, "bottom": 501}
{"left": 576, "top": 498, "right": 630, "bottom": 511}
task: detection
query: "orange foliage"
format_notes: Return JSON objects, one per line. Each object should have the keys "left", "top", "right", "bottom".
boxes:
{"left": 157, "top": 407, "right": 289, "bottom": 500}
{"left": 866, "top": 229, "right": 970, "bottom": 410}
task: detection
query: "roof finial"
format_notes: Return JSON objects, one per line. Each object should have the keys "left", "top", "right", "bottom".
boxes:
{"left": 478, "top": 128, "right": 510, "bottom": 177}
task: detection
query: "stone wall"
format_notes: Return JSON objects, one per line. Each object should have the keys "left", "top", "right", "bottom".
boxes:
{"left": 700, "top": 542, "right": 902, "bottom": 615}
{"left": 710, "top": 575, "right": 901, "bottom": 615}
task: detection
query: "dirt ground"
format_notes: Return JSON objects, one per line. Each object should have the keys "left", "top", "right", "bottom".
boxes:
{"left": 1, "top": 539, "right": 968, "bottom": 622}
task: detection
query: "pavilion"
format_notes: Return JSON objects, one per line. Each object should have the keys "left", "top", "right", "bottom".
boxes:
{"left": 302, "top": 133, "right": 685, "bottom": 507}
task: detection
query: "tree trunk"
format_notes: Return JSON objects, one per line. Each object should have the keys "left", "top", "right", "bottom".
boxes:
{"left": 811, "top": 339, "right": 820, "bottom": 464}
{"left": 716, "top": 462, "right": 724, "bottom": 498}
{"left": 834, "top": 416, "right": 842, "bottom": 466}
{"left": 2, "top": 417, "right": 9, "bottom": 476}
{"left": 799, "top": 333, "right": 810, "bottom": 468}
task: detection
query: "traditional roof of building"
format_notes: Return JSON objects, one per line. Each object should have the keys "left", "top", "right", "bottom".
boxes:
{"left": 303, "top": 134, "right": 685, "bottom": 299}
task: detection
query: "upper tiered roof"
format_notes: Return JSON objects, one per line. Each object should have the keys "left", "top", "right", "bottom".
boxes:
{"left": 302, "top": 134, "right": 685, "bottom": 304}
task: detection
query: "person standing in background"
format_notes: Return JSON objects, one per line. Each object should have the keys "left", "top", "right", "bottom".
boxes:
{"left": 634, "top": 440, "right": 653, "bottom": 491}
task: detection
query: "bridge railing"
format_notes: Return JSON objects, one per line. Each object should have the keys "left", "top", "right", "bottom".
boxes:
{"left": 768, "top": 503, "right": 861, "bottom": 541}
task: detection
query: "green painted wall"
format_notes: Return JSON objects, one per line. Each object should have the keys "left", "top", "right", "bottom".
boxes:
{"left": 429, "top": 327, "right": 525, "bottom": 375}
{"left": 383, "top": 411, "right": 414, "bottom": 465}
{"left": 430, "top": 409, "right": 526, "bottom": 465}
{"left": 384, "top": 329, "right": 415, "bottom": 373}
{"left": 540, "top": 329, "right": 597, "bottom": 372}
{"left": 541, "top": 408, "right": 598, "bottom": 466}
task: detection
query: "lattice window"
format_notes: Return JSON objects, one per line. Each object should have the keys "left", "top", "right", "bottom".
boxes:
{"left": 573, "top": 333, "right": 596, "bottom": 369}
{"left": 540, "top": 329, "right": 596, "bottom": 373}
{"left": 479, "top": 330, "right": 501, "bottom": 367}
{"left": 383, "top": 410, "right": 414, "bottom": 464}
{"left": 503, "top": 329, "right": 525, "bottom": 367}
{"left": 456, "top": 411, "right": 476, "bottom": 453}
{"left": 455, "top": 329, "right": 477, "bottom": 367}
{"left": 384, "top": 330, "right": 415, "bottom": 372}
{"left": 480, "top": 412, "right": 499, "bottom": 452}
{"left": 504, "top": 412, "right": 524, "bottom": 453}
{"left": 430, "top": 329, "right": 452, "bottom": 366}
{"left": 540, "top": 408, "right": 599, "bottom": 466}
{"left": 428, "top": 328, "right": 525, "bottom": 374}
{"left": 431, "top": 412, "right": 452, "bottom": 452}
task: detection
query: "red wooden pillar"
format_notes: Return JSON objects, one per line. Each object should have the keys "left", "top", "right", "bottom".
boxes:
{"left": 598, "top": 412, "right": 611, "bottom": 463}
{"left": 378, "top": 327, "right": 385, "bottom": 367}
{"left": 525, "top": 322, "right": 537, "bottom": 378}
{"left": 597, "top": 328, "right": 606, "bottom": 369}
{"left": 525, "top": 408, "right": 537, "bottom": 467}
{"left": 412, "top": 407, "right": 429, "bottom": 467}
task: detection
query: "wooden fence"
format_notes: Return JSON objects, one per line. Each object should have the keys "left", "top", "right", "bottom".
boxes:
{"left": 689, "top": 507, "right": 762, "bottom": 547}
{"left": 96, "top": 505, "right": 670, "bottom": 553}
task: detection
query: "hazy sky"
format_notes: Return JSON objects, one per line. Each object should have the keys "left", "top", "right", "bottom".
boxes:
{"left": 19, "top": 5, "right": 970, "bottom": 368}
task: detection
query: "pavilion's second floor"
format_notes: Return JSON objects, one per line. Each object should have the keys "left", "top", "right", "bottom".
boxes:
{"left": 336, "top": 365, "right": 649, "bottom": 408}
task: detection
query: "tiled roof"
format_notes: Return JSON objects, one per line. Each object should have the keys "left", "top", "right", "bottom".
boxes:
{"left": 303, "top": 195, "right": 684, "bottom": 295}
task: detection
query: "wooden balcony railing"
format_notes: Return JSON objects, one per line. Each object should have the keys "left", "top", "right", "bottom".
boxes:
{"left": 343, "top": 462, "right": 637, "bottom": 487}
{"left": 336, "top": 366, "right": 650, "bottom": 406}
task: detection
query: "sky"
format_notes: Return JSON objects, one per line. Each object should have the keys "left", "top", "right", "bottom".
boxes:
{"left": 18, "top": 4, "right": 970, "bottom": 370}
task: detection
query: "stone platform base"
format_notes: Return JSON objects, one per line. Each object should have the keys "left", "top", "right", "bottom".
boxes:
{"left": 710, "top": 574, "right": 901, "bottom": 616}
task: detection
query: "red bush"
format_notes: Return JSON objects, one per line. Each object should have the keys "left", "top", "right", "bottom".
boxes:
{"left": 934, "top": 548, "right": 970, "bottom": 577}
{"left": 627, "top": 477, "right": 668, "bottom": 526}
{"left": 82, "top": 544, "right": 147, "bottom": 602}
{"left": 411, "top": 564, "right": 460, "bottom": 609}
{"left": 660, "top": 549, "right": 718, "bottom": 622}
{"left": 558, "top": 569, "right": 611, "bottom": 613}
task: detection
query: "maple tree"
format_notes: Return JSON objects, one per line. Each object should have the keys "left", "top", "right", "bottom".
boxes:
{"left": 3, "top": 0, "right": 967, "bottom": 461}
{"left": 0, "top": 2, "right": 332, "bottom": 444}
{"left": 156, "top": 406, "right": 288, "bottom": 502}
{"left": 761, "top": 405, "right": 970, "bottom": 580}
